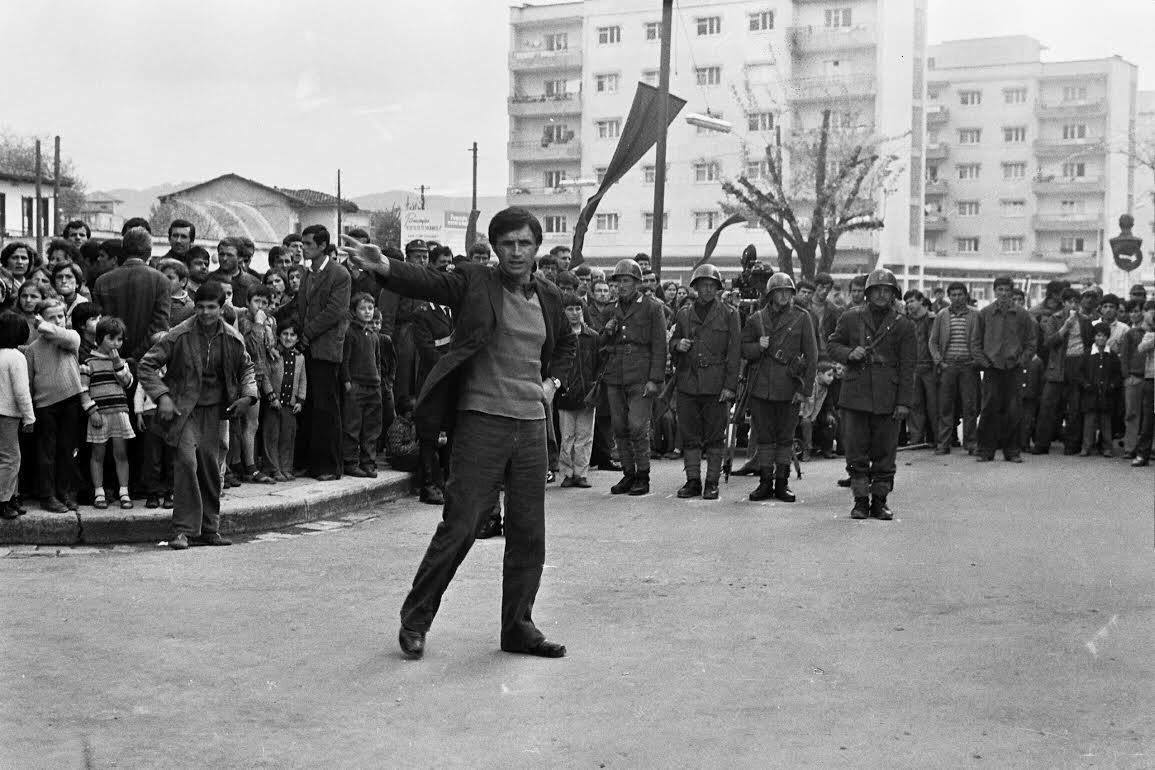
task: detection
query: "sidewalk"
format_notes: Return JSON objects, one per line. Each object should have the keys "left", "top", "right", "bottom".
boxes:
{"left": 0, "top": 471, "right": 413, "bottom": 546}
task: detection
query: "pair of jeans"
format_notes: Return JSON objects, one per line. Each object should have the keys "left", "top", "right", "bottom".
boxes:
{"left": 842, "top": 408, "right": 899, "bottom": 499}
{"left": 34, "top": 395, "right": 81, "bottom": 502}
{"left": 400, "top": 411, "right": 548, "bottom": 650}
{"left": 172, "top": 404, "right": 224, "bottom": 538}
{"left": 606, "top": 383, "right": 651, "bottom": 475}
{"left": 558, "top": 406, "right": 595, "bottom": 480}
{"left": 342, "top": 383, "right": 383, "bottom": 467}
{"left": 977, "top": 368, "right": 1023, "bottom": 459}
{"left": 937, "top": 362, "right": 978, "bottom": 450}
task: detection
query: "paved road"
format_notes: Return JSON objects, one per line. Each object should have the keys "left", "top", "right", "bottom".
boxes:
{"left": 2, "top": 452, "right": 1151, "bottom": 768}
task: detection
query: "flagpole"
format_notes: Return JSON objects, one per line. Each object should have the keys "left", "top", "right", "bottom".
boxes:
{"left": 651, "top": 0, "right": 673, "bottom": 280}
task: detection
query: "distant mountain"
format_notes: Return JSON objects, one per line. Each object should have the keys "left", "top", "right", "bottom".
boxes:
{"left": 353, "top": 189, "right": 507, "bottom": 214}
{"left": 99, "top": 182, "right": 198, "bottom": 219}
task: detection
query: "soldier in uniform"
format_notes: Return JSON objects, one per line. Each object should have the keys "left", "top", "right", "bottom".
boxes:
{"left": 740, "top": 273, "right": 818, "bottom": 502}
{"left": 600, "top": 259, "right": 667, "bottom": 496}
{"left": 827, "top": 269, "right": 916, "bottom": 520}
{"left": 412, "top": 298, "right": 455, "bottom": 504}
{"left": 669, "top": 264, "right": 741, "bottom": 500}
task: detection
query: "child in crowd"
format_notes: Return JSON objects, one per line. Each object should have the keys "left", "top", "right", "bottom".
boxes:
{"left": 16, "top": 281, "right": 45, "bottom": 340}
{"left": 555, "top": 292, "right": 599, "bottom": 488}
{"left": 1080, "top": 322, "right": 1122, "bottom": 457}
{"left": 263, "top": 269, "right": 289, "bottom": 312}
{"left": 799, "top": 360, "right": 838, "bottom": 461}
{"left": 1020, "top": 354, "right": 1045, "bottom": 452}
{"left": 262, "top": 319, "right": 306, "bottom": 481}
{"left": 372, "top": 309, "right": 397, "bottom": 441}
{"left": 81, "top": 317, "right": 136, "bottom": 509}
{"left": 235, "top": 284, "right": 277, "bottom": 484}
{"left": 342, "top": 292, "right": 383, "bottom": 478}
{"left": 159, "top": 258, "right": 195, "bottom": 327}
{"left": 384, "top": 396, "right": 419, "bottom": 473}
{"left": 50, "top": 262, "right": 86, "bottom": 325}
{"left": 70, "top": 302, "right": 102, "bottom": 362}
{"left": 134, "top": 362, "right": 173, "bottom": 509}
{"left": 23, "top": 298, "right": 84, "bottom": 512}
{"left": 0, "top": 311, "right": 33, "bottom": 519}
{"left": 285, "top": 264, "right": 304, "bottom": 304}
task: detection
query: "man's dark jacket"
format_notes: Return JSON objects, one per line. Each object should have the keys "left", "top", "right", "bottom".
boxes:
{"left": 828, "top": 304, "right": 916, "bottom": 414}
{"left": 374, "top": 260, "right": 576, "bottom": 431}
{"left": 293, "top": 257, "right": 351, "bottom": 363}
{"left": 92, "top": 258, "right": 171, "bottom": 360}
{"left": 669, "top": 300, "right": 740, "bottom": 396}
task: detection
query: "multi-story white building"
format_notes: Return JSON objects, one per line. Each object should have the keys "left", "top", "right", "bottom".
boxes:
{"left": 921, "top": 36, "right": 1138, "bottom": 301}
{"left": 1134, "top": 90, "right": 1155, "bottom": 289}
{"left": 508, "top": 0, "right": 926, "bottom": 282}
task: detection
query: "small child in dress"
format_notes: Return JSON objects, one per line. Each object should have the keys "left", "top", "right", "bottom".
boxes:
{"left": 0, "top": 311, "right": 34, "bottom": 519}
{"left": 81, "top": 317, "right": 136, "bottom": 509}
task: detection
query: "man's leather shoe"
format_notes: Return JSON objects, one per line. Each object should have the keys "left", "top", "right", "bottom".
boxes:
{"left": 851, "top": 498, "right": 870, "bottom": 519}
{"left": 192, "top": 532, "right": 232, "bottom": 546}
{"left": 41, "top": 497, "right": 68, "bottom": 513}
{"left": 702, "top": 482, "right": 719, "bottom": 500}
{"left": 476, "top": 513, "right": 503, "bottom": 539}
{"left": 419, "top": 486, "right": 444, "bottom": 505}
{"left": 1132, "top": 456, "right": 1150, "bottom": 467}
{"left": 559, "top": 476, "right": 576, "bottom": 488}
{"left": 748, "top": 472, "right": 774, "bottom": 502}
{"left": 609, "top": 474, "right": 635, "bottom": 495}
{"left": 503, "top": 639, "right": 566, "bottom": 658}
{"left": 169, "top": 533, "right": 189, "bottom": 550}
{"left": 572, "top": 476, "right": 591, "bottom": 488}
{"left": 145, "top": 496, "right": 160, "bottom": 509}
{"left": 870, "top": 497, "right": 893, "bottom": 520}
{"left": 596, "top": 461, "right": 621, "bottom": 472}
{"left": 975, "top": 455, "right": 993, "bottom": 462}
{"left": 315, "top": 473, "right": 339, "bottom": 481}
{"left": 836, "top": 477, "right": 852, "bottom": 488}
{"left": 676, "top": 479, "right": 702, "bottom": 499}
{"left": 344, "top": 464, "right": 371, "bottom": 478}
{"left": 731, "top": 460, "right": 758, "bottom": 476}
{"left": 1005, "top": 455, "right": 1023, "bottom": 463}
{"left": 628, "top": 474, "right": 650, "bottom": 496}
{"left": 398, "top": 626, "right": 425, "bottom": 659}
{"left": 933, "top": 447, "right": 949, "bottom": 455}
{"left": 162, "top": 493, "right": 174, "bottom": 509}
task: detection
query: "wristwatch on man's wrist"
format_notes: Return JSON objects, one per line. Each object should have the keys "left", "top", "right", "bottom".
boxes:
{"left": 549, "top": 377, "right": 561, "bottom": 389}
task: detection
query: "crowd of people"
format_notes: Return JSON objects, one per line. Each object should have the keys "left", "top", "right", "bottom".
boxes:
{"left": 0, "top": 210, "right": 1151, "bottom": 546}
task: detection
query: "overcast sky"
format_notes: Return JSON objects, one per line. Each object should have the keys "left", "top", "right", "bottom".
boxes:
{"left": 3, "top": 0, "right": 1151, "bottom": 199}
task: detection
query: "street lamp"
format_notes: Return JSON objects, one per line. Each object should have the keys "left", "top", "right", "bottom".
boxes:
{"left": 1109, "top": 213, "right": 1143, "bottom": 272}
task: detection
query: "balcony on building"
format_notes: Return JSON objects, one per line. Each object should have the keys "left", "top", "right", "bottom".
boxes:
{"left": 1033, "top": 137, "right": 1105, "bottom": 158}
{"left": 506, "top": 185, "right": 583, "bottom": 209}
{"left": 925, "top": 104, "right": 949, "bottom": 126}
{"left": 508, "top": 92, "right": 583, "bottom": 118}
{"left": 508, "top": 47, "right": 583, "bottom": 72}
{"left": 1035, "top": 98, "right": 1107, "bottom": 120}
{"left": 925, "top": 142, "right": 949, "bottom": 161}
{"left": 787, "top": 24, "right": 875, "bottom": 55}
{"left": 1032, "top": 213, "right": 1102, "bottom": 232}
{"left": 924, "top": 178, "right": 948, "bottom": 196}
{"left": 924, "top": 213, "right": 949, "bottom": 232}
{"left": 787, "top": 74, "right": 876, "bottom": 104}
{"left": 1032, "top": 175, "right": 1105, "bottom": 195}
{"left": 508, "top": 138, "right": 582, "bottom": 162}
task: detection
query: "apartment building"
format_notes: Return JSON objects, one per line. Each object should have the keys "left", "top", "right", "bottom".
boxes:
{"left": 1135, "top": 90, "right": 1155, "bottom": 289}
{"left": 922, "top": 37, "right": 1138, "bottom": 300}
{"left": 507, "top": 0, "right": 926, "bottom": 281}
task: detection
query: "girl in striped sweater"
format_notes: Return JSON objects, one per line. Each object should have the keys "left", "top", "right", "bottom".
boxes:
{"left": 81, "top": 317, "right": 135, "bottom": 509}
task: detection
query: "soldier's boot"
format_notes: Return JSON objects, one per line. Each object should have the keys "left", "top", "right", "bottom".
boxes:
{"left": 702, "top": 449, "right": 723, "bottom": 500}
{"left": 851, "top": 497, "right": 871, "bottom": 519}
{"left": 610, "top": 473, "right": 636, "bottom": 495}
{"left": 748, "top": 468, "right": 775, "bottom": 501}
{"left": 773, "top": 464, "right": 796, "bottom": 503}
{"left": 628, "top": 472, "right": 650, "bottom": 496}
{"left": 676, "top": 479, "right": 702, "bottom": 498}
{"left": 871, "top": 495, "right": 893, "bottom": 520}
{"left": 678, "top": 449, "right": 702, "bottom": 498}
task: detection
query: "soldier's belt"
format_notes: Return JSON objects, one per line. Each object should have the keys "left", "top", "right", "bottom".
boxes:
{"left": 864, "top": 360, "right": 897, "bottom": 368}
{"left": 434, "top": 336, "right": 451, "bottom": 348}
{"left": 695, "top": 356, "right": 724, "bottom": 368}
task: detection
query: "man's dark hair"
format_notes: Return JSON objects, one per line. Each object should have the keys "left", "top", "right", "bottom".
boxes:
{"left": 302, "top": 224, "right": 330, "bottom": 248}
{"left": 797, "top": 279, "right": 816, "bottom": 292}
{"left": 121, "top": 228, "right": 153, "bottom": 262}
{"left": 78, "top": 239, "right": 103, "bottom": 269}
{"left": 1124, "top": 299, "right": 1141, "bottom": 313}
{"left": 158, "top": 258, "right": 189, "bottom": 280}
{"left": 556, "top": 271, "right": 579, "bottom": 290}
{"left": 993, "top": 275, "right": 1014, "bottom": 290}
{"left": 538, "top": 254, "right": 558, "bottom": 269}
{"left": 267, "top": 245, "right": 287, "bottom": 268}
{"left": 1099, "top": 293, "right": 1121, "bottom": 308}
{"left": 278, "top": 317, "right": 300, "bottom": 335}
{"left": 430, "top": 245, "right": 454, "bottom": 262}
{"left": 1044, "top": 279, "right": 1068, "bottom": 299}
{"left": 98, "top": 238, "right": 123, "bottom": 265}
{"left": 849, "top": 275, "right": 867, "bottom": 289}
{"left": 282, "top": 233, "right": 302, "bottom": 246}
{"left": 634, "top": 253, "right": 650, "bottom": 262}
{"left": 70, "top": 301, "right": 102, "bottom": 332}
{"left": 814, "top": 272, "right": 833, "bottom": 288}
{"left": 236, "top": 237, "right": 256, "bottom": 260}
{"left": 347, "top": 227, "right": 370, "bottom": 242}
{"left": 184, "top": 245, "right": 211, "bottom": 267}
{"left": 1060, "top": 287, "right": 1079, "bottom": 302}
{"left": 47, "top": 238, "right": 81, "bottom": 263}
{"left": 64, "top": 220, "right": 91, "bottom": 238}
{"left": 487, "top": 207, "right": 542, "bottom": 247}
{"left": 247, "top": 283, "right": 272, "bottom": 303}
{"left": 121, "top": 217, "right": 151, "bottom": 235}
{"left": 0, "top": 310, "right": 30, "bottom": 349}
{"left": 467, "top": 241, "right": 491, "bottom": 258}
{"left": 94, "top": 316, "right": 127, "bottom": 344}
{"left": 194, "top": 281, "right": 227, "bottom": 305}
{"left": 573, "top": 263, "right": 592, "bottom": 278}
{"left": 946, "top": 281, "right": 968, "bottom": 295}
{"left": 549, "top": 245, "right": 571, "bottom": 257}
{"left": 1092, "top": 322, "right": 1111, "bottom": 337}
{"left": 50, "top": 260, "right": 84, "bottom": 286}
{"left": 932, "top": 286, "right": 945, "bottom": 296}
{"left": 168, "top": 218, "right": 196, "bottom": 242}
{"left": 903, "top": 289, "right": 925, "bottom": 302}
{"left": 217, "top": 236, "right": 242, "bottom": 255}
{"left": 561, "top": 291, "right": 582, "bottom": 308}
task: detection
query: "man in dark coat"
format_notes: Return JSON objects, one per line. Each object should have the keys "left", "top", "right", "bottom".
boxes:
{"left": 92, "top": 227, "right": 171, "bottom": 361}
{"left": 411, "top": 295, "right": 455, "bottom": 504}
{"left": 828, "top": 268, "right": 916, "bottom": 520}
{"left": 345, "top": 207, "right": 575, "bottom": 661}
{"left": 668, "top": 264, "right": 740, "bottom": 500}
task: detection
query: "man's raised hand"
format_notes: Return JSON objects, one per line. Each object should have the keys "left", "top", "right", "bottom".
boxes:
{"left": 339, "top": 234, "right": 387, "bottom": 273}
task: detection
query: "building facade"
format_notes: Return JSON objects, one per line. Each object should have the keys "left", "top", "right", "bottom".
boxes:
{"left": 0, "top": 170, "right": 59, "bottom": 246}
{"left": 507, "top": 0, "right": 926, "bottom": 282}
{"left": 922, "top": 37, "right": 1138, "bottom": 300}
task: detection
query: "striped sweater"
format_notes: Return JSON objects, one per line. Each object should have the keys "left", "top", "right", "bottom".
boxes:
{"left": 80, "top": 351, "right": 134, "bottom": 415}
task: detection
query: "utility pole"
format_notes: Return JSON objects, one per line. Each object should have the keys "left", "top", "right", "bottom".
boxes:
{"left": 650, "top": 0, "right": 674, "bottom": 280}
{"left": 53, "top": 136, "right": 61, "bottom": 236}
{"left": 418, "top": 185, "right": 427, "bottom": 211}
{"left": 336, "top": 169, "right": 343, "bottom": 239}
{"left": 470, "top": 142, "right": 478, "bottom": 214}
{"left": 34, "top": 139, "right": 43, "bottom": 256}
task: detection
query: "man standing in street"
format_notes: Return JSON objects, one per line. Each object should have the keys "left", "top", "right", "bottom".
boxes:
{"left": 971, "top": 276, "right": 1037, "bottom": 463}
{"left": 928, "top": 282, "right": 979, "bottom": 454}
{"left": 601, "top": 258, "right": 666, "bottom": 497}
{"left": 903, "top": 290, "right": 937, "bottom": 446}
{"left": 157, "top": 219, "right": 196, "bottom": 268}
{"left": 1036, "top": 288, "right": 1095, "bottom": 454}
{"left": 92, "top": 228, "right": 171, "bottom": 362}
{"left": 828, "top": 269, "right": 915, "bottom": 520}
{"left": 207, "top": 237, "right": 262, "bottom": 309}
{"left": 345, "top": 206, "right": 575, "bottom": 660}
{"left": 294, "top": 225, "right": 351, "bottom": 480}
{"left": 809, "top": 272, "right": 840, "bottom": 355}
{"left": 669, "top": 264, "right": 740, "bottom": 501}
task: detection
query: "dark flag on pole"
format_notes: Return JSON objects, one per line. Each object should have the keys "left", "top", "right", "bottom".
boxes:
{"left": 465, "top": 209, "right": 481, "bottom": 249}
{"left": 694, "top": 213, "right": 748, "bottom": 269}
{"left": 570, "top": 82, "right": 687, "bottom": 266}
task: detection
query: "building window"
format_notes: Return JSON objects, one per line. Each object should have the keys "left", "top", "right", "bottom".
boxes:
{"left": 958, "top": 128, "right": 982, "bottom": 144}
{"left": 595, "top": 73, "right": 620, "bottom": 93}
{"left": 1062, "top": 85, "right": 1088, "bottom": 102}
{"left": 1062, "top": 124, "right": 1088, "bottom": 140}
{"left": 746, "top": 160, "right": 769, "bottom": 179}
{"left": 544, "top": 79, "right": 567, "bottom": 97}
{"left": 1002, "top": 162, "right": 1027, "bottom": 180}
{"left": 597, "top": 26, "right": 621, "bottom": 45}
{"left": 1004, "top": 126, "right": 1027, "bottom": 144}
{"left": 957, "top": 163, "right": 981, "bottom": 180}
{"left": 544, "top": 215, "right": 568, "bottom": 234}
{"left": 595, "top": 167, "right": 608, "bottom": 184}
{"left": 1060, "top": 236, "right": 1086, "bottom": 253}
{"left": 643, "top": 212, "right": 669, "bottom": 231}
{"left": 825, "top": 8, "right": 852, "bottom": 27}
{"left": 695, "top": 66, "right": 722, "bottom": 86}
{"left": 957, "top": 201, "right": 981, "bottom": 217}
{"left": 545, "top": 33, "right": 568, "bottom": 51}
{"left": 595, "top": 213, "right": 620, "bottom": 232}
{"left": 693, "top": 211, "right": 720, "bottom": 231}
{"left": 747, "top": 111, "right": 775, "bottom": 132}
{"left": 1061, "top": 162, "right": 1086, "bottom": 178}
{"left": 642, "top": 165, "right": 656, "bottom": 184}
{"left": 693, "top": 161, "right": 721, "bottom": 182}
{"left": 1000, "top": 236, "right": 1025, "bottom": 253}
{"left": 749, "top": 10, "right": 774, "bottom": 31}
{"left": 544, "top": 170, "right": 567, "bottom": 188}
{"left": 959, "top": 90, "right": 982, "bottom": 106}
{"left": 543, "top": 124, "right": 571, "bottom": 143}
{"left": 644, "top": 22, "right": 660, "bottom": 41}
{"left": 1060, "top": 199, "right": 1086, "bottom": 214}
{"left": 926, "top": 165, "right": 939, "bottom": 182}
{"left": 1004, "top": 88, "right": 1028, "bottom": 104}
{"left": 956, "top": 237, "right": 980, "bottom": 253}
{"left": 1000, "top": 199, "right": 1026, "bottom": 217}
{"left": 696, "top": 16, "right": 721, "bottom": 35}
{"left": 596, "top": 119, "right": 621, "bottom": 139}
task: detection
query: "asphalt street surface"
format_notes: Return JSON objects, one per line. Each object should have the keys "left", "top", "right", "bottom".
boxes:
{"left": 2, "top": 451, "right": 1151, "bottom": 768}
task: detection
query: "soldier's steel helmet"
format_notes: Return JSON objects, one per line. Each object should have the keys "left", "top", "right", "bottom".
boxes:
{"left": 689, "top": 264, "right": 723, "bottom": 288}
{"left": 764, "top": 272, "right": 796, "bottom": 295}
{"left": 865, "top": 268, "right": 899, "bottom": 293}
{"left": 611, "top": 258, "right": 643, "bottom": 281}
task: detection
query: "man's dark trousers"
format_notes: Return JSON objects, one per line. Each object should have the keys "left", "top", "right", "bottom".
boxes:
{"left": 1035, "top": 359, "right": 1083, "bottom": 452}
{"left": 842, "top": 408, "right": 899, "bottom": 499}
{"left": 937, "top": 363, "right": 977, "bottom": 450}
{"left": 34, "top": 395, "right": 81, "bottom": 502}
{"left": 401, "top": 411, "right": 547, "bottom": 650}
{"left": 607, "top": 383, "right": 651, "bottom": 475}
{"left": 977, "top": 368, "right": 1023, "bottom": 459}
{"left": 677, "top": 392, "right": 727, "bottom": 479}
{"left": 304, "top": 356, "right": 342, "bottom": 477}
{"left": 172, "top": 405, "right": 224, "bottom": 537}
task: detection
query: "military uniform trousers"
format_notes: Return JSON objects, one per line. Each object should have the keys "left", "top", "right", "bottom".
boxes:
{"left": 676, "top": 392, "right": 727, "bottom": 480}
{"left": 841, "top": 408, "right": 899, "bottom": 499}
{"left": 607, "top": 383, "right": 651, "bottom": 475}
{"left": 749, "top": 397, "right": 799, "bottom": 468}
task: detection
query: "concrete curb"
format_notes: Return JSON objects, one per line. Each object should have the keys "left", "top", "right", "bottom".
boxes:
{"left": 0, "top": 472, "right": 413, "bottom": 546}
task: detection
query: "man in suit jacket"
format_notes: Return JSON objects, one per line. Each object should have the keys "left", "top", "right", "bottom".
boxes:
{"left": 92, "top": 227, "right": 171, "bottom": 361}
{"left": 294, "top": 225, "right": 351, "bottom": 480}
{"left": 346, "top": 207, "right": 575, "bottom": 661}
